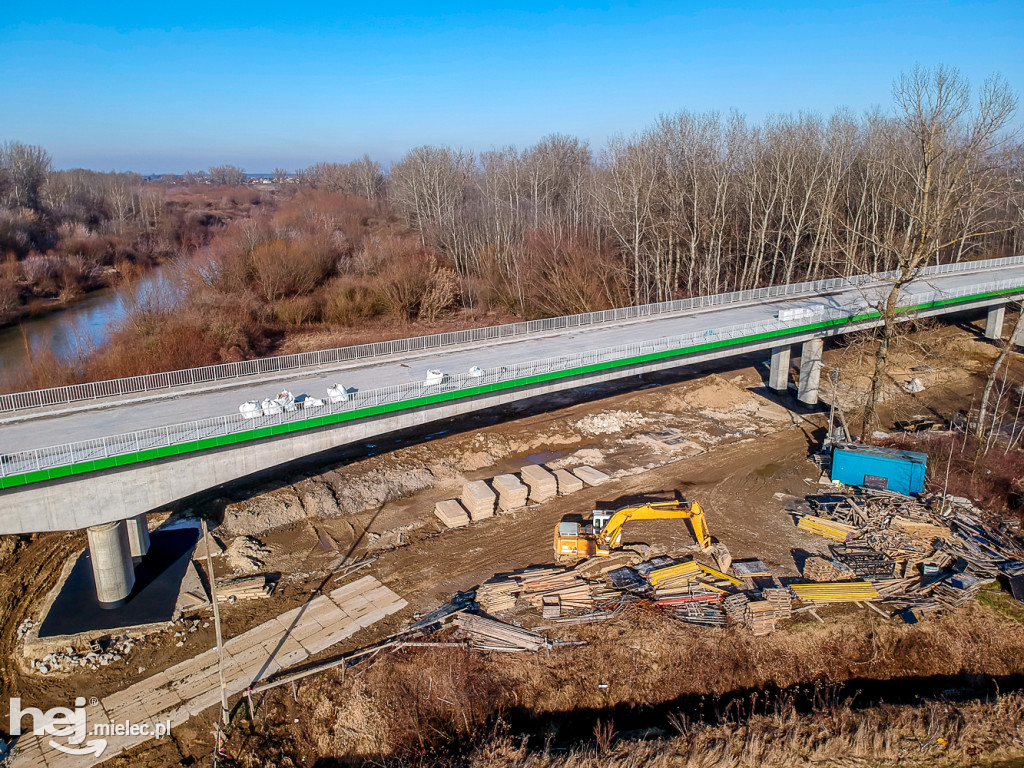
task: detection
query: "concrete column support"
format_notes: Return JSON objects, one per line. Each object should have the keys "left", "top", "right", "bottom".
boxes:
{"left": 986, "top": 305, "right": 1005, "bottom": 340}
{"left": 86, "top": 520, "right": 135, "bottom": 609}
{"left": 125, "top": 513, "right": 150, "bottom": 563}
{"left": 768, "top": 346, "right": 792, "bottom": 392}
{"left": 1012, "top": 317, "right": 1024, "bottom": 348}
{"left": 797, "top": 338, "right": 824, "bottom": 406}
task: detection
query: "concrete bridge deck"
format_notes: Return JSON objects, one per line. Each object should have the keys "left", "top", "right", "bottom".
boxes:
{"left": 2, "top": 259, "right": 1021, "bottom": 459}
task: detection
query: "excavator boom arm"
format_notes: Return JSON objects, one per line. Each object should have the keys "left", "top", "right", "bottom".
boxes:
{"left": 597, "top": 501, "right": 711, "bottom": 550}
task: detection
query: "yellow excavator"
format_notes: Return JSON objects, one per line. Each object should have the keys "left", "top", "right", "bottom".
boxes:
{"left": 553, "top": 499, "right": 713, "bottom": 562}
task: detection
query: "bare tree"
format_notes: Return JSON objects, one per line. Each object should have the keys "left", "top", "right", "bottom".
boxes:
{"left": 0, "top": 142, "right": 52, "bottom": 210}
{"left": 859, "top": 66, "right": 1018, "bottom": 436}
{"left": 208, "top": 165, "right": 246, "bottom": 187}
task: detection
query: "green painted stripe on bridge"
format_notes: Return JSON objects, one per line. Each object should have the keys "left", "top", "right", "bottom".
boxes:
{"left": 1, "top": 286, "right": 1020, "bottom": 491}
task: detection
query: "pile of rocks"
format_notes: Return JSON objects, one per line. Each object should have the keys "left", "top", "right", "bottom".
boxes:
{"left": 31, "top": 635, "right": 135, "bottom": 675}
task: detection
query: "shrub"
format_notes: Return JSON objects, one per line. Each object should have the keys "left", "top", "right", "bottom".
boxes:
{"left": 321, "top": 276, "right": 382, "bottom": 325}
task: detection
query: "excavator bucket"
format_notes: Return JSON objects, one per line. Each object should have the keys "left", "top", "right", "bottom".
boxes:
{"left": 711, "top": 542, "right": 732, "bottom": 573}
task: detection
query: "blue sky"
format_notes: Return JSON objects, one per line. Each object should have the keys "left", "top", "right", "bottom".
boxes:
{"left": 1, "top": 2, "right": 1021, "bottom": 173}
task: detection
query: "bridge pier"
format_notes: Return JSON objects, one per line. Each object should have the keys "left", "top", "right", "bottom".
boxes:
{"left": 125, "top": 513, "right": 150, "bottom": 563}
{"left": 768, "top": 346, "right": 791, "bottom": 392}
{"left": 986, "top": 305, "right": 1005, "bottom": 340}
{"left": 86, "top": 520, "right": 135, "bottom": 608}
{"left": 797, "top": 338, "right": 824, "bottom": 406}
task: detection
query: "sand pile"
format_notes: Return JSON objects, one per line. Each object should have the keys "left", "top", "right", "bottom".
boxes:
{"left": 683, "top": 375, "right": 790, "bottom": 423}
{"left": 573, "top": 410, "right": 647, "bottom": 435}
{"left": 225, "top": 536, "right": 270, "bottom": 573}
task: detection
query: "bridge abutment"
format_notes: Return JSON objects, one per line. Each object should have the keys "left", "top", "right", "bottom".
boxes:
{"left": 769, "top": 345, "right": 791, "bottom": 392}
{"left": 797, "top": 338, "right": 824, "bottom": 405}
{"left": 86, "top": 520, "right": 135, "bottom": 608}
{"left": 986, "top": 305, "right": 1005, "bottom": 340}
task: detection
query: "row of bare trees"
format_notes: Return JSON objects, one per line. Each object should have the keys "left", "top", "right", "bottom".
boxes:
{"left": 377, "top": 67, "right": 1021, "bottom": 317}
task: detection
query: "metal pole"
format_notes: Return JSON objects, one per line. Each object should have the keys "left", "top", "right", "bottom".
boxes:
{"left": 827, "top": 368, "right": 839, "bottom": 446}
{"left": 202, "top": 518, "right": 230, "bottom": 727}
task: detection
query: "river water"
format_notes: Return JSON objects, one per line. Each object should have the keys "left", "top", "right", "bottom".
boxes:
{"left": 0, "top": 261, "right": 185, "bottom": 375}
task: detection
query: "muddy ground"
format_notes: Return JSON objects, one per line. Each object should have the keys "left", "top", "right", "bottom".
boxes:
{"left": 1, "top": 314, "right": 1022, "bottom": 766}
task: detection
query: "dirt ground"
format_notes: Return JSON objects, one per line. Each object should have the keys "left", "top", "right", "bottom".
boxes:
{"left": 1, "top": 314, "right": 1021, "bottom": 765}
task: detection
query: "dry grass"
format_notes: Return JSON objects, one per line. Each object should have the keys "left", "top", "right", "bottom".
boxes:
{"left": 226, "top": 603, "right": 1024, "bottom": 766}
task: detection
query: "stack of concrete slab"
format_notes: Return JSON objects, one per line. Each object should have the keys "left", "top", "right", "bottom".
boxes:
{"left": 492, "top": 474, "right": 529, "bottom": 510}
{"left": 460, "top": 480, "right": 497, "bottom": 520}
{"left": 553, "top": 468, "right": 584, "bottom": 495}
{"left": 572, "top": 466, "right": 610, "bottom": 486}
{"left": 434, "top": 499, "right": 471, "bottom": 528}
{"left": 520, "top": 464, "right": 558, "bottom": 503}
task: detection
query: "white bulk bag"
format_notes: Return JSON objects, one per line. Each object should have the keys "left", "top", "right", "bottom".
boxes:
{"left": 239, "top": 400, "right": 262, "bottom": 419}
{"left": 261, "top": 398, "right": 284, "bottom": 416}
{"left": 327, "top": 384, "right": 349, "bottom": 403}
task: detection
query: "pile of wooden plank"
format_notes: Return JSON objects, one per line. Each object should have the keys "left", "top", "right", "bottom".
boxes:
{"left": 797, "top": 515, "right": 856, "bottom": 542}
{"left": 572, "top": 466, "right": 610, "bottom": 486}
{"left": 790, "top": 581, "right": 880, "bottom": 604}
{"left": 476, "top": 576, "right": 518, "bottom": 614}
{"left": 518, "top": 567, "right": 593, "bottom": 612}
{"left": 553, "top": 468, "right": 584, "bottom": 495}
{"left": 802, "top": 556, "right": 856, "bottom": 582}
{"left": 216, "top": 575, "right": 276, "bottom": 602}
{"left": 520, "top": 464, "right": 558, "bottom": 503}
{"left": 461, "top": 480, "right": 497, "bottom": 521}
{"left": 492, "top": 474, "right": 529, "bottom": 510}
{"left": 638, "top": 558, "right": 743, "bottom": 605}
{"left": 454, "top": 614, "right": 547, "bottom": 652}
{"left": 761, "top": 587, "right": 792, "bottom": 619}
{"left": 932, "top": 573, "right": 986, "bottom": 608}
{"left": 744, "top": 600, "right": 777, "bottom": 636}
{"left": 648, "top": 559, "right": 702, "bottom": 587}
{"left": 434, "top": 499, "right": 471, "bottom": 528}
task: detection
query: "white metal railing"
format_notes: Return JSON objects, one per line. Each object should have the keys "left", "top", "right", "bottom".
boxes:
{"left": 2, "top": 273, "right": 1022, "bottom": 481}
{"left": 2, "top": 254, "right": 1021, "bottom": 415}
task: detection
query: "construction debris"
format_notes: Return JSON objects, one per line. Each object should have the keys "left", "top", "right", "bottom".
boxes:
{"left": 520, "top": 464, "right": 558, "bottom": 503}
{"left": 434, "top": 499, "right": 471, "bottom": 528}
{"left": 790, "top": 487, "right": 1024, "bottom": 620}
{"left": 461, "top": 480, "right": 497, "bottom": 520}
{"left": 492, "top": 474, "right": 529, "bottom": 510}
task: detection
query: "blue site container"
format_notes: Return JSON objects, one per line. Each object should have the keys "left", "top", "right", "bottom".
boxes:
{"left": 831, "top": 444, "right": 927, "bottom": 496}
